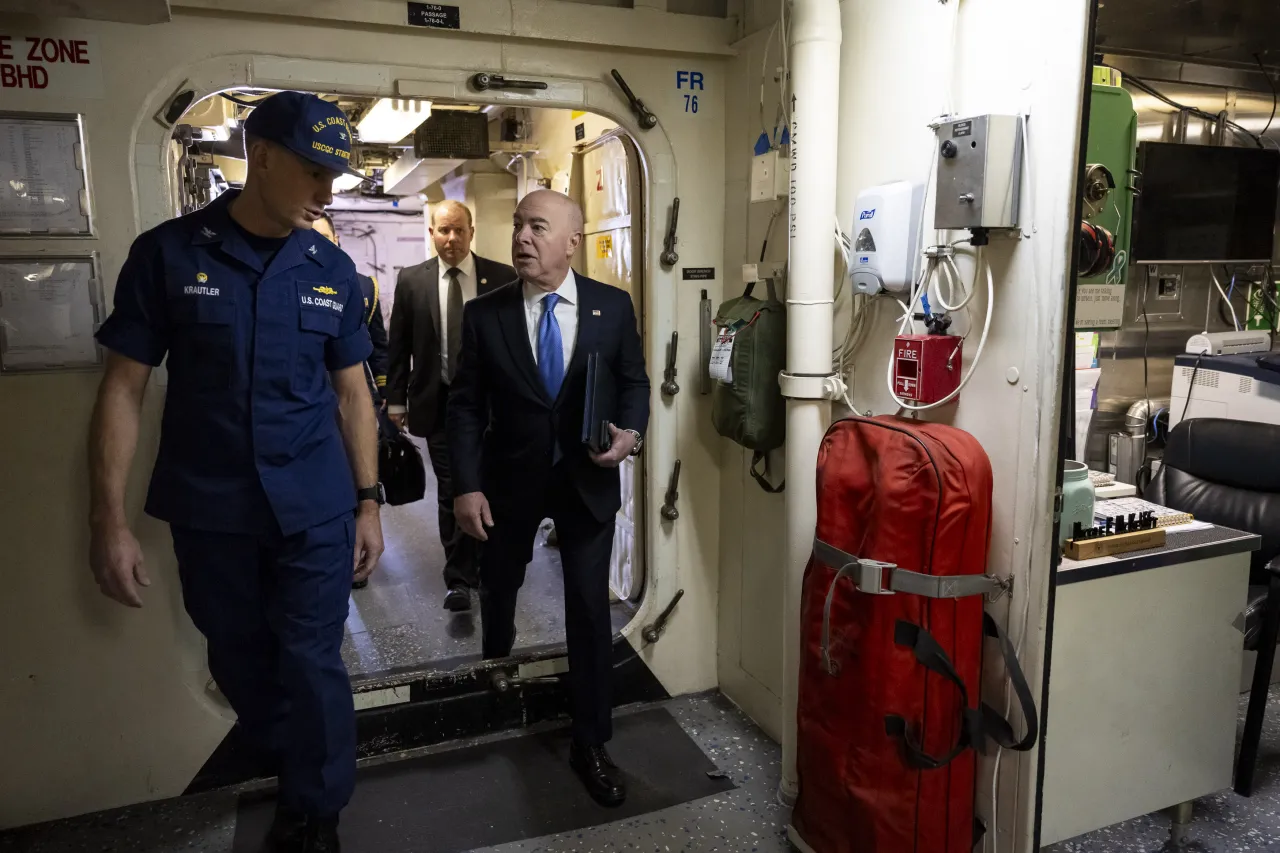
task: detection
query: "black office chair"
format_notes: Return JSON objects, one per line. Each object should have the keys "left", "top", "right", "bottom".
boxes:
{"left": 1146, "top": 417, "right": 1280, "bottom": 796}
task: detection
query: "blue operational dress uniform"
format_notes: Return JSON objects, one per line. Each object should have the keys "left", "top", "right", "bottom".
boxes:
{"left": 94, "top": 93, "right": 371, "bottom": 820}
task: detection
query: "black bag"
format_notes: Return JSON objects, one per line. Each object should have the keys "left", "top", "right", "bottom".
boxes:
{"left": 380, "top": 430, "right": 426, "bottom": 506}
{"left": 361, "top": 361, "right": 422, "bottom": 505}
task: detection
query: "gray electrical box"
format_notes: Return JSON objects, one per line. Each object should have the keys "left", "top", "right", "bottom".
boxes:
{"left": 933, "top": 114, "right": 1023, "bottom": 231}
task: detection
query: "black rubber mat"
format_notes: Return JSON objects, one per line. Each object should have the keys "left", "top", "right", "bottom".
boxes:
{"left": 231, "top": 706, "right": 735, "bottom": 852}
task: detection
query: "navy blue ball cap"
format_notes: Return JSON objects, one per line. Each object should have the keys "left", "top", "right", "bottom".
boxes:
{"left": 243, "top": 91, "right": 363, "bottom": 178}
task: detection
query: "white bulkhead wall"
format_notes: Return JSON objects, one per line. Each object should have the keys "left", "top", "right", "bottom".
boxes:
{"left": 0, "top": 3, "right": 728, "bottom": 827}
{"left": 720, "top": 0, "right": 1090, "bottom": 849}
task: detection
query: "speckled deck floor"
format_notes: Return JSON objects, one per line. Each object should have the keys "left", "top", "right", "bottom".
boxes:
{"left": 6, "top": 687, "right": 1280, "bottom": 851}
{"left": 0, "top": 693, "right": 791, "bottom": 853}
{"left": 343, "top": 435, "right": 634, "bottom": 679}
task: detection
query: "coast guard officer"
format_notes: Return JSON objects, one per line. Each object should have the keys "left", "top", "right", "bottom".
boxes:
{"left": 87, "top": 92, "right": 383, "bottom": 853}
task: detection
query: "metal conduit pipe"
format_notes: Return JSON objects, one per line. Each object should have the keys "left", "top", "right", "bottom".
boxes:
{"left": 778, "top": 0, "right": 842, "bottom": 804}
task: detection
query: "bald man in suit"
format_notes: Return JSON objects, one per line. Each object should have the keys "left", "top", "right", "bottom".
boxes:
{"left": 448, "top": 190, "right": 650, "bottom": 806}
{"left": 386, "top": 201, "right": 516, "bottom": 611}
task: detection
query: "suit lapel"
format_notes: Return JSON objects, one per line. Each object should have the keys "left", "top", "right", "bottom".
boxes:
{"left": 556, "top": 276, "right": 598, "bottom": 408}
{"left": 498, "top": 283, "right": 552, "bottom": 406}
{"left": 424, "top": 257, "right": 442, "bottom": 339}
{"left": 475, "top": 257, "right": 500, "bottom": 296}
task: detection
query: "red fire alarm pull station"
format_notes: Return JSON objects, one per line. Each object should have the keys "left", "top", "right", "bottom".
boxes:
{"left": 893, "top": 334, "right": 963, "bottom": 404}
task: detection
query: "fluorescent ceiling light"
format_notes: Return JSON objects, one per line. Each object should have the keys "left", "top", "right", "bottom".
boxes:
{"left": 357, "top": 99, "right": 432, "bottom": 144}
{"left": 333, "top": 173, "right": 366, "bottom": 192}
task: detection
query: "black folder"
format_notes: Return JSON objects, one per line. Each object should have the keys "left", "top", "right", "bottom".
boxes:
{"left": 582, "top": 352, "right": 616, "bottom": 454}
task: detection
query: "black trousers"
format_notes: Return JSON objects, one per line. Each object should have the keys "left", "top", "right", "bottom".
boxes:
{"left": 424, "top": 386, "right": 478, "bottom": 590}
{"left": 480, "top": 470, "right": 616, "bottom": 746}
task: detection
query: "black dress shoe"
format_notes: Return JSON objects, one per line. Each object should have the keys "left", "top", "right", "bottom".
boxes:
{"left": 570, "top": 742, "right": 626, "bottom": 807}
{"left": 301, "top": 819, "right": 340, "bottom": 853}
{"left": 351, "top": 579, "right": 369, "bottom": 590}
{"left": 266, "top": 805, "right": 304, "bottom": 851}
{"left": 266, "top": 807, "right": 339, "bottom": 853}
{"left": 444, "top": 586, "right": 472, "bottom": 612}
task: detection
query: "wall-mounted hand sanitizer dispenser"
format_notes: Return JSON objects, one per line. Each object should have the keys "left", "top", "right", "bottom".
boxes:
{"left": 850, "top": 181, "right": 924, "bottom": 295}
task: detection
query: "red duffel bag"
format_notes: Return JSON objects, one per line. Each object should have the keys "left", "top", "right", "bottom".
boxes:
{"left": 791, "top": 415, "right": 1037, "bottom": 853}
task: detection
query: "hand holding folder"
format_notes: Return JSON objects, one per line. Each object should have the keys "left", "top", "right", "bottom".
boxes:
{"left": 582, "top": 352, "right": 616, "bottom": 455}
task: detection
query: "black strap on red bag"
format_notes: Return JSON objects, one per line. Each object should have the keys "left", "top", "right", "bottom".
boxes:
{"left": 814, "top": 538, "right": 1038, "bottom": 769}
{"left": 977, "top": 611, "right": 1038, "bottom": 754}
{"left": 883, "top": 615, "right": 1038, "bottom": 769}
{"left": 884, "top": 621, "right": 988, "bottom": 770}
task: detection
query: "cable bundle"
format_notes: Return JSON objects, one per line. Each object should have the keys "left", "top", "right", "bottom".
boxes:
{"left": 1079, "top": 221, "right": 1115, "bottom": 278}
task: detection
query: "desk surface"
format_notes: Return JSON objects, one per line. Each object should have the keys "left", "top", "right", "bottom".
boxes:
{"left": 1058, "top": 524, "right": 1260, "bottom": 585}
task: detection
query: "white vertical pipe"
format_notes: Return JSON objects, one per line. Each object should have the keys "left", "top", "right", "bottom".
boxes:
{"left": 780, "top": 0, "right": 841, "bottom": 802}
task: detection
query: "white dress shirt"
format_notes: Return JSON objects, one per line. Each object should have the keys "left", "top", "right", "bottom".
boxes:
{"left": 524, "top": 269, "right": 578, "bottom": 369}
{"left": 388, "top": 253, "right": 478, "bottom": 416}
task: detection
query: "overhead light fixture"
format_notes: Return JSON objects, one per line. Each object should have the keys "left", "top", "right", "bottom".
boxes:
{"left": 333, "top": 172, "right": 366, "bottom": 193}
{"left": 357, "top": 99, "right": 432, "bottom": 144}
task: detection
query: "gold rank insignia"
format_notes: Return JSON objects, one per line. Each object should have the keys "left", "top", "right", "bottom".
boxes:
{"left": 196, "top": 272, "right": 208, "bottom": 283}
{"left": 314, "top": 286, "right": 338, "bottom": 295}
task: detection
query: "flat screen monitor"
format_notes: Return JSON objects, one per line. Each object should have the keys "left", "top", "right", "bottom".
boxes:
{"left": 1131, "top": 142, "right": 1280, "bottom": 264}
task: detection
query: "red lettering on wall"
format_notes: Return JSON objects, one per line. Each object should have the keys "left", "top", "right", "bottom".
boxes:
{"left": 18, "top": 37, "right": 92, "bottom": 65}
{"left": 0, "top": 64, "right": 49, "bottom": 89}
{"left": 0, "top": 37, "right": 12, "bottom": 61}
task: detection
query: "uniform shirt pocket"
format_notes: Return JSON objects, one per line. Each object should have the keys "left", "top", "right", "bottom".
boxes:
{"left": 168, "top": 296, "right": 236, "bottom": 391}
{"left": 295, "top": 280, "right": 347, "bottom": 392}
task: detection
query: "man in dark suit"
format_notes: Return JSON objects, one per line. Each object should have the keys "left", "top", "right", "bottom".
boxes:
{"left": 448, "top": 190, "right": 649, "bottom": 807}
{"left": 386, "top": 200, "right": 516, "bottom": 611}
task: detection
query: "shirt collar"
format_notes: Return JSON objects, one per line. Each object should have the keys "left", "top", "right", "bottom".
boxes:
{"left": 189, "top": 189, "right": 327, "bottom": 269}
{"left": 523, "top": 269, "right": 576, "bottom": 306}
{"left": 441, "top": 252, "right": 476, "bottom": 280}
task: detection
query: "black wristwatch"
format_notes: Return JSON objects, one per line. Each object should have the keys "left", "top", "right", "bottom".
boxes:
{"left": 357, "top": 484, "right": 386, "bottom": 506}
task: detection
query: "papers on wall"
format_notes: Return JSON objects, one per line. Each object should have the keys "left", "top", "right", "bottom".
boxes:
{"left": 0, "top": 117, "right": 92, "bottom": 235}
{"left": 1074, "top": 284, "right": 1125, "bottom": 329}
{"left": 1070, "top": 332, "right": 1102, "bottom": 460}
{"left": 1074, "top": 332, "right": 1100, "bottom": 369}
{"left": 1074, "top": 367, "right": 1101, "bottom": 461}
{"left": 0, "top": 258, "right": 102, "bottom": 371}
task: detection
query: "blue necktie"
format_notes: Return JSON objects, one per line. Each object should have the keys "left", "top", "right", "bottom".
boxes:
{"left": 537, "top": 292, "right": 565, "bottom": 398}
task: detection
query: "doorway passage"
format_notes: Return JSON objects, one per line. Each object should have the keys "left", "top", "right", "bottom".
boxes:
{"left": 172, "top": 90, "right": 648, "bottom": 680}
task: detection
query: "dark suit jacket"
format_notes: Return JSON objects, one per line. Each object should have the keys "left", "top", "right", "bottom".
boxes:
{"left": 386, "top": 253, "right": 516, "bottom": 436}
{"left": 447, "top": 273, "right": 650, "bottom": 524}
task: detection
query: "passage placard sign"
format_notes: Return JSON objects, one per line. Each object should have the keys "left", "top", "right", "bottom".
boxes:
{"left": 407, "top": 2, "right": 461, "bottom": 30}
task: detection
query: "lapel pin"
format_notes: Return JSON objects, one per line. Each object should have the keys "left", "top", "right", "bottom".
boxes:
{"left": 593, "top": 309, "right": 602, "bottom": 316}
{"left": 481, "top": 278, "right": 488, "bottom": 285}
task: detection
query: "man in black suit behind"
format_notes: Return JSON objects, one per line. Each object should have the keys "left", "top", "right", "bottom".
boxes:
{"left": 448, "top": 190, "right": 649, "bottom": 806}
{"left": 387, "top": 200, "right": 516, "bottom": 612}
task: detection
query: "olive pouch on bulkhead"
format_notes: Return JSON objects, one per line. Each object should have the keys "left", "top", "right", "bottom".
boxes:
{"left": 710, "top": 279, "right": 787, "bottom": 491}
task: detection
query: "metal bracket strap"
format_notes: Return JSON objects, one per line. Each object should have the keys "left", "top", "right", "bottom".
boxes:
{"left": 812, "top": 538, "right": 1004, "bottom": 599}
